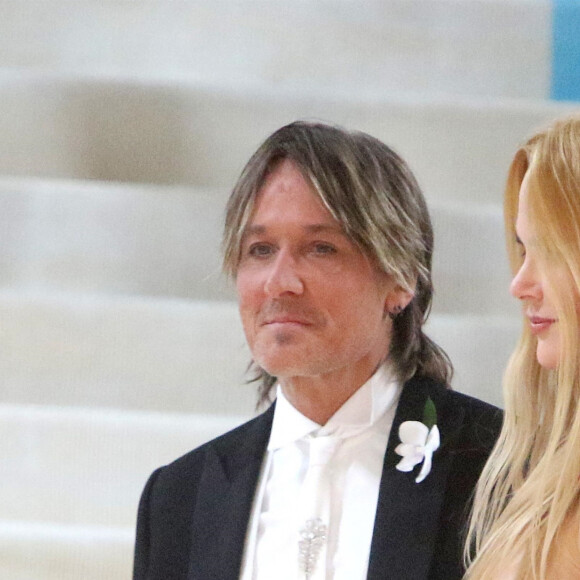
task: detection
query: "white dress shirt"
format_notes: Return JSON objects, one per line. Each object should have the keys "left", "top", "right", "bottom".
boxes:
{"left": 240, "top": 364, "right": 402, "bottom": 580}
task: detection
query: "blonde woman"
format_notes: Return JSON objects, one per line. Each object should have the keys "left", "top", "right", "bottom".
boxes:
{"left": 465, "top": 116, "right": 580, "bottom": 579}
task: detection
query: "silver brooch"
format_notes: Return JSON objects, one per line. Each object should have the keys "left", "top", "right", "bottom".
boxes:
{"left": 298, "top": 518, "right": 327, "bottom": 579}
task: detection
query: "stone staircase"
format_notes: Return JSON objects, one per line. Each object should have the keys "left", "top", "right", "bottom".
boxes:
{"left": 1, "top": 1, "right": 578, "bottom": 578}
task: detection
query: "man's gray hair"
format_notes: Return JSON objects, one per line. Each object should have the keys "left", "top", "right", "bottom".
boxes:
{"left": 223, "top": 120, "right": 452, "bottom": 405}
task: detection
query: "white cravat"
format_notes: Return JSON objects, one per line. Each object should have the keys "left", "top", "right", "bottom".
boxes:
{"left": 240, "top": 363, "right": 402, "bottom": 580}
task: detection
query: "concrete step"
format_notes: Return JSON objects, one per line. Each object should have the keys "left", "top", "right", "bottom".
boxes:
{"left": 0, "top": 177, "right": 514, "bottom": 314}
{"left": 0, "top": 290, "right": 516, "bottom": 411}
{"left": 0, "top": 0, "right": 550, "bottom": 100}
{"left": 0, "top": 177, "right": 232, "bottom": 301}
{"left": 431, "top": 200, "right": 515, "bottom": 317}
{"left": 0, "top": 404, "right": 248, "bottom": 528}
{"left": 0, "top": 75, "right": 576, "bottom": 200}
{"left": 0, "top": 520, "right": 133, "bottom": 580}
{"left": 0, "top": 291, "right": 255, "bottom": 415}
{"left": 424, "top": 313, "right": 520, "bottom": 406}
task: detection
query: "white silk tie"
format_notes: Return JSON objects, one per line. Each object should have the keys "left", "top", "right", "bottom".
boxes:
{"left": 298, "top": 434, "right": 342, "bottom": 580}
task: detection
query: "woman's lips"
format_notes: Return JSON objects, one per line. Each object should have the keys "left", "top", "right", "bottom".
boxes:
{"left": 528, "top": 315, "right": 556, "bottom": 335}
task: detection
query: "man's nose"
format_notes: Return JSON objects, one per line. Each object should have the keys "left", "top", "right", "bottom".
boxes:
{"left": 264, "top": 251, "right": 304, "bottom": 297}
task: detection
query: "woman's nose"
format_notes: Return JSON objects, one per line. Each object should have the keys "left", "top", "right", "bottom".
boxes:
{"left": 510, "top": 259, "right": 541, "bottom": 302}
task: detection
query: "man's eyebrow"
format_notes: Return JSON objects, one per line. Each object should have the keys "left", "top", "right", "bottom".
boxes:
{"left": 303, "top": 223, "right": 344, "bottom": 234}
{"left": 243, "top": 225, "right": 266, "bottom": 237}
{"left": 243, "top": 223, "right": 344, "bottom": 236}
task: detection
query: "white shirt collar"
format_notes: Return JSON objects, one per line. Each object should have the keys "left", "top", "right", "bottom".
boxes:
{"left": 267, "top": 363, "right": 401, "bottom": 451}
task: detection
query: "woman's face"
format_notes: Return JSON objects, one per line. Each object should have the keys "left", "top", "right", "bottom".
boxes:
{"left": 510, "top": 172, "right": 571, "bottom": 369}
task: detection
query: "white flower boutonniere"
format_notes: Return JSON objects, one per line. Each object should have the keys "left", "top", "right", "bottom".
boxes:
{"left": 395, "top": 397, "right": 440, "bottom": 483}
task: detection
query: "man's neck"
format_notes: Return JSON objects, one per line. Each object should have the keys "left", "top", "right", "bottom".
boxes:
{"left": 279, "top": 367, "right": 381, "bottom": 425}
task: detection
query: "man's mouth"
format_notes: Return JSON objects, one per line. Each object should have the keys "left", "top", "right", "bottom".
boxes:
{"left": 263, "top": 317, "right": 311, "bottom": 327}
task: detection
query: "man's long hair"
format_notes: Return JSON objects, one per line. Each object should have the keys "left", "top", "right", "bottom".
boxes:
{"left": 222, "top": 120, "right": 452, "bottom": 406}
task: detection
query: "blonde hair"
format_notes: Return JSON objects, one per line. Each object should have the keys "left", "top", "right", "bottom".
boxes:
{"left": 465, "top": 116, "right": 580, "bottom": 579}
{"left": 222, "top": 121, "right": 452, "bottom": 405}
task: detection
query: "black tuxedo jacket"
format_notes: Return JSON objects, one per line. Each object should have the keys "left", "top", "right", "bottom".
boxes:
{"left": 133, "top": 376, "right": 501, "bottom": 580}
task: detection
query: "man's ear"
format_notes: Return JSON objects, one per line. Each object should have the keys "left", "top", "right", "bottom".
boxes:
{"left": 384, "top": 282, "right": 415, "bottom": 317}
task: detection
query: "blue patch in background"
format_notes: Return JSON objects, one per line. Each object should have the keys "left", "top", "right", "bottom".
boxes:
{"left": 552, "top": 0, "right": 580, "bottom": 101}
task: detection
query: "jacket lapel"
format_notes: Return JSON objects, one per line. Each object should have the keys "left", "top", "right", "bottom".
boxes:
{"left": 188, "top": 405, "right": 274, "bottom": 580}
{"left": 367, "top": 378, "right": 465, "bottom": 580}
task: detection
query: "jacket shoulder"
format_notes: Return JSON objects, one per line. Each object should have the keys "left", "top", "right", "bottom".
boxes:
{"left": 133, "top": 406, "right": 274, "bottom": 579}
{"left": 442, "top": 387, "right": 503, "bottom": 452}
{"left": 161, "top": 404, "right": 274, "bottom": 476}
{"left": 415, "top": 377, "right": 503, "bottom": 451}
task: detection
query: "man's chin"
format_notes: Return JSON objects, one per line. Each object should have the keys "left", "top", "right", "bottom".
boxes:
{"left": 254, "top": 355, "right": 313, "bottom": 380}
{"left": 256, "top": 362, "right": 301, "bottom": 379}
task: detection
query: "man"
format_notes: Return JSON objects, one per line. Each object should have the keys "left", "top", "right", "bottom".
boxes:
{"left": 133, "top": 121, "right": 502, "bottom": 580}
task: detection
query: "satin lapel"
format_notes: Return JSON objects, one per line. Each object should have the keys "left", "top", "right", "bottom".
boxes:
{"left": 367, "top": 378, "right": 465, "bottom": 580}
{"left": 188, "top": 405, "right": 274, "bottom": 580}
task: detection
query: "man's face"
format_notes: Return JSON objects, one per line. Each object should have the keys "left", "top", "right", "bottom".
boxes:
{"left": 236, "top": 159, "right": 405, "bottom": 386}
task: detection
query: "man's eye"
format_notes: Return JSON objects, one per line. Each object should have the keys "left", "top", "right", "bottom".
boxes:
{"left": 248, "top": 244, "right": 274, "bottom": 257}
{"left": 313, "top": 243, "right": 337, "bottom": 255}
